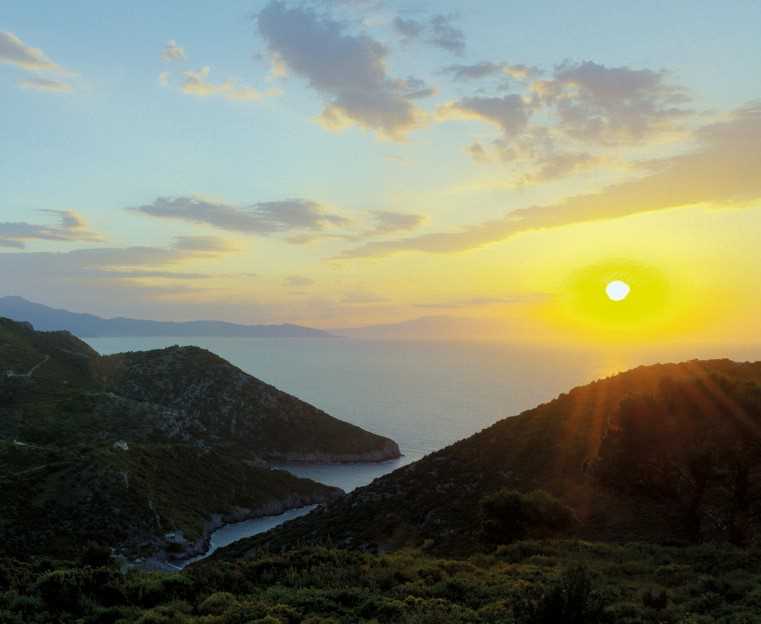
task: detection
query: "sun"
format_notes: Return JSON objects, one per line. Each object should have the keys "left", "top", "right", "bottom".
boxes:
{"left": 555, "top": 259, "right": 674, "bottom": 338}
{"left": 606, "top": 280, "right": 631, "bottom": 302}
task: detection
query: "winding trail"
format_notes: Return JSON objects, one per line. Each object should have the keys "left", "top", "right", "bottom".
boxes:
{"left": 6, "top": 355, "right": 50, "bottom": 378}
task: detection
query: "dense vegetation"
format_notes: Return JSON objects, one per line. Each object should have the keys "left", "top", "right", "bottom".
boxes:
{"left": 3, "top": 540, "right": 761, "bottom": 623}
{"left": 0, "top": 440, "right": 340, "bottom": 559}
{"left": 0, "top": 318, "right": 399, "bottom": 462}
{"left": 6, "top": 316, "right": 761, "bottom": 622}
{"left": 0, "top": 318, "right": 395, "bottom": 561}
{"left": 224, "top": 360, "right": 761, "bottom": 558}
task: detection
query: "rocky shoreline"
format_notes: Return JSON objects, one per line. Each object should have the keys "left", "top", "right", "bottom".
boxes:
{"left": 265, "top": 439, "right": 402, "bottom": 463}
{"left": 129, "top": 487, "right": 344, "bottom": 571}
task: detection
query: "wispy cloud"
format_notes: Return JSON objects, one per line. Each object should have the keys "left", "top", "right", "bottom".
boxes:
{"left": 442, "top": 61, "right": 540, "bottom": 81}
{"left": 338, "top": 102, "right": 761, "bottom": 258}
{"left": 180, "top": 66, "right": 278, "bottom": 102}
{"left": 161, "top": 39, "right": 185, "bottom": 62}
{"left": 173, "top": 235, "right": 238, "bottom": 253}
{"left": 0, "top": 210, "right": 101, "bottom": 249}
{"left": 428, "top": 15, "right": 465, "bottom": 56}
{"left": 368, "top": 211, "right": 425, "bottom": 235}
{"left": 392, "top": 13, "right": 465, "bottom": 56}
{"left": 129, "top": 196, "right": 349, "bottom": 236}
{"left": 18, "top": 77, "right": 73, "bottom": 93}
{"left": 1, "top": 31, "right": 76, "bottom": 93}
{"left": 0, "top": 238, "right": 239, "bottom": 315}
{"left": 258, "top": 1, "right": 430, "bottom": 140}
{"left": 0, "top": 31, "right": 61, "bottom": 72}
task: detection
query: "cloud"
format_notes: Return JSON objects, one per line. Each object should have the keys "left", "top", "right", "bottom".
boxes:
{"left": 86, "top": 269, "right": 209, "bottom": 280}
{"left": 162, "top": 40, "right": 185, "bottom": 62}
{"left": 532, "top": 61, "right": 691, "bottom": 144}
{"left": 180, "top": 66, "right": 276, "bottom": 102}
{"left": 443, "top": 61, "right": 539, "bottom": 81}
{"left": 338, "top": 102, "right": 761, "bottom": 258}
{"left": 0, "top": 210, "right": 101, "bottom": 249}
{"left": 0, "top": 238, "right": 239, "bottom": 315}
{"left": 0, "top": 31, "right": 61, "bottom": 72}
{"left": 393, "top": 14, "right": 465, "bottom": 55}
{"left": 284, "top": 275, "right": 314, "bottom": 288}
{"left": 258, "top": 1, "right": 428, "bottom": 140}
{"left": 442, "top": 61, "right": 503, "bottom": 81}
{"left": 18, "top": 77, "right": 73, "bottom": 93}
{"left": 468, "top": 141, "right": 490, "bottom": 163}
{"left": 172, "top": 235, "right": 238, "bottom": 253}
{"left": 427, "top": 15, "right": 465, "bottom": 56}
{"left": 129, "top": 196, "right": 349, "bottom": 235}
{"left": 439, "top": 94, "right": 530, "bottom": 137}
{"left": 367, "top": 211, "right": 425, "bottom": 235}
{"left": 521, "top": 151, "right": 602, "bottom": 183}
{"left": 329, "top": 210, "right": 425, "bottom": 243}
{"left": 0, "top": 241, "right": 228, "bottom": 283}
{"left": 391, "top": 16, "right": 424, "bottom": 41}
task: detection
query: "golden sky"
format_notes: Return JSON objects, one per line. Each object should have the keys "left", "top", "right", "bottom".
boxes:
{"left": 2, "top": 2, "right": 760, "bottom": 346}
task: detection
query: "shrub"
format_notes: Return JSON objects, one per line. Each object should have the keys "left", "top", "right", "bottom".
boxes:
{"left": 641, "top": 587, "right": 669, "bottom": 611}
{"left": 199, "top": 591, "right": 238, "bottom": 615}
{"left": 80, "top": 543, "right": 113, "bottom": 569}
{"left": 481, "top": 489, "right": 577, "bottom": 544}
{"left": 35, "top": 569, "right": 84, "bottom": 612}
{"left": 519, "top": 566, "right": 609, "bottom": 624}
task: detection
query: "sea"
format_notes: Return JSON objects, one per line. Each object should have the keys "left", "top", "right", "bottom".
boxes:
{"left": 87, "top": 336, "right": 761, "bottom": 562}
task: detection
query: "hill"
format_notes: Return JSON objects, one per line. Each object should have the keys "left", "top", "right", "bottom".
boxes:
{"left": 0, "top": 317, "right": 399, "bottom": 560}
{"left": 216, "top": 359, "right": 761, "bottom": 560}
{"left": 0, "top": 296, "right": 333, "bottom": 338}
{"left": 4, "top": 357, "right": 761, "bottom": 623}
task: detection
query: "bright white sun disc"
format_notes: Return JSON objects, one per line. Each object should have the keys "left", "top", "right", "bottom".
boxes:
{"left": 606, "top": 280, "right": 630, "bottom": 302}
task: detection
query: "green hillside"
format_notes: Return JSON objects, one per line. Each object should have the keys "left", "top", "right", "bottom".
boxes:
{"left": 219, "top": 359, "right": 761, "bottom": 558}
{"left": 0, "top": 317, "right": 397, "bottom": 560}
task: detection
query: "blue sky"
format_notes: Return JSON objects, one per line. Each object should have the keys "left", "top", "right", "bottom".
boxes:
{"left": 1, "top": 1, "right": 761, "bottom": 339}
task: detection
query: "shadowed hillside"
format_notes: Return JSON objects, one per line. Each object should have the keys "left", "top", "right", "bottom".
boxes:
{"left": 0, "top": 317, "right": 398, "bottom": 560}
{"left": 216, "top": 359, "right": 761, "bottom": 559}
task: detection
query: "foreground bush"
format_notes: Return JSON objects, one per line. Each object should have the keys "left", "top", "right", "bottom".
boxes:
{"left": 0, "top": 541, "right": 760, "bottom": 622}
{"left": 480, "top": 488, "right": 577, "bottom": 544}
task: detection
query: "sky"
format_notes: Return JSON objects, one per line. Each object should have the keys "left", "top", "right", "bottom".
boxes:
{"left": 2, "top": 1, "right": 761, "bottom": 344}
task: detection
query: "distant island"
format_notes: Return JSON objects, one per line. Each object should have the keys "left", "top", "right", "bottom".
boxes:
{"left": 0, "top": 296, "right": 334, "bottom": 338}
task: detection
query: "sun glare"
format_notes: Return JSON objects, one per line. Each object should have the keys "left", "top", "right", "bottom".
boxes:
{"left": 555, "top": 259, "right": 678, "bottom": 340}
{"left": 606, "top": 280, "right": 631, "bottom": 302}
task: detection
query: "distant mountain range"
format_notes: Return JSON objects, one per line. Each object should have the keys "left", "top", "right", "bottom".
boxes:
{"left": 0, "top": 296, "right": 333, "bottom": 338}
{"left": 0, "top": 296, "right": 499, "bottom": 341}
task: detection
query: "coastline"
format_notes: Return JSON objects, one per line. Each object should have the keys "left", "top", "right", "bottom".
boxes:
{"left": 131, "top": 491, "right": 342, "bottom": 572}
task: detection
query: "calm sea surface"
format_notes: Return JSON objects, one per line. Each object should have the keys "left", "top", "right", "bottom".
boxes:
{"left": 87, "top": 336, "right": 761, "bottom": 559}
